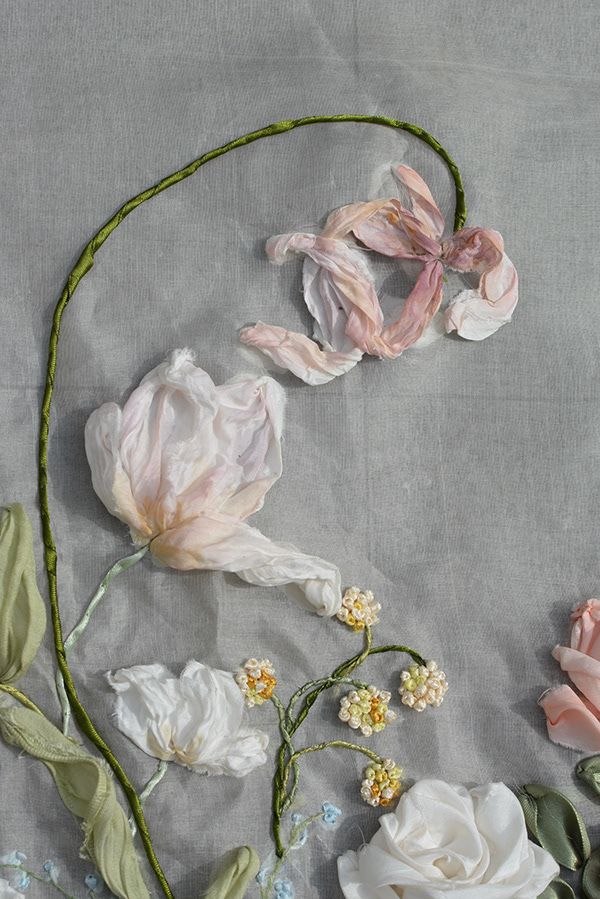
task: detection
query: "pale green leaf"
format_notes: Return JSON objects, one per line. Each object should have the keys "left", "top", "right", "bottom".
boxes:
{"left": 0, "top": 706, "right": 150, "bottom": 899}
{"left": 518, "top": 784, "right": 590, "bottom": 870}
{"left": 206, "top": 846, "right": 260, "bottom": 899}
{"left": 577, "top": 756, "right": 600, "bottom": 799}
{"left": 538, "top": 879, "right": 577, "bottom": 899}
{"left": 583, "top": 846, "right": 600, "bottom": 899}
{"left": 0, "top": 504, "right": 46, "bottom": 683}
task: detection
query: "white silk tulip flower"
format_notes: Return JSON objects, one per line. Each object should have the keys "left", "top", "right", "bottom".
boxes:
{"left": 85, "top": 349, "right": 341, "bottom": 615}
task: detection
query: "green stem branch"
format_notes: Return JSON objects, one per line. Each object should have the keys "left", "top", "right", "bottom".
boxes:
{"left": 37, "top": 115, "right": 464, "bottom": 898}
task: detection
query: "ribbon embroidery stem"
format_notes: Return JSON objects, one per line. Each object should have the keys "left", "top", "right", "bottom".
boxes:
{"left": 57, "top": 545, "right": 149, "bottom": 735}
{"left": 37, "top": 115, "right": 464, "bottom": 898}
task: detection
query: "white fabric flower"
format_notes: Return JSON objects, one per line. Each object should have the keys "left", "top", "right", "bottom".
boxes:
{"left": 85, "top": 348, "right": 341, "bottom": 616}
{"left": 338, "top": 780, "right": 558, "bottom": 898}
{"left": 106, "top": 661, "right": 269, "bottom": 777}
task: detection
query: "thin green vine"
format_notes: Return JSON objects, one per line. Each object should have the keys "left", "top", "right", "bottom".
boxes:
{"left": 37, "top": 115, "right": 465, "bottom": 897}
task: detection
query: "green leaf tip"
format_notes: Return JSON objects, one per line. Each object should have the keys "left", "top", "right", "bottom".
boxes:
{"left": 206, "top": 845, "right": 260, "bottom": 899}
{"left": 517, "top": 783, "right": 590, "bottom": 871}
{"left": 0, "top": 504, "right": 46, "bottom": 684}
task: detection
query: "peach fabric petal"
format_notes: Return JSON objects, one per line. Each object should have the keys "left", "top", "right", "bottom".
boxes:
{"left": 150, "top": 512, "right": 341, "bottom": 616}
{"left": 240, "top": 322, "right": 362, "bottom": 386}
{"left": 570, "top": 598, "right": 600, "bottom": 660}
{"left": 540, "top": 685, "right": 600, "bottom": 752}
{"left": 552, "top": 645, "right": 600, "bottom": 710}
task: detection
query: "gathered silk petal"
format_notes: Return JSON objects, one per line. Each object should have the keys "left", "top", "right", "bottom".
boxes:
{"left": 150, "top": 513, "right": 341, "bottom": 616}
{"left": 240, "top": 322, "right": 362, "bottom": 386}
{"left": 244, "top": 165, "right": 517, "bottom": 384}
{"left": 267, "top": 232, "right": 384, "bottom": 352}
{"left": 86, "top": 349, "right": 342, "bottom": 615}
{"left": 443, "top": 228, "right": 519, "bottom": 341}
{"left": 377, "top": 259, "right": 445, "bottom": 357}
{"left": 107, "top": 660, "right": 269, "bottom": 777}
{"left": 540, "top": 685, "right": 600, "bottom": 752}
{"left": 337, "top": 780, "right": 557, "bottom": 899}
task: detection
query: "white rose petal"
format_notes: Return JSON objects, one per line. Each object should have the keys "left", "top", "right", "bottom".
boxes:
{"left": 338, "top": 780, "right": 559, "bottom": 898}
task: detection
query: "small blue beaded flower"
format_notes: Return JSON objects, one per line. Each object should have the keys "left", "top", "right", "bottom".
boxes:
{"left": 0, "top": 852, "right": 30, "bottom": 891}
{"left": 85, "top": 872, "right": 104, "bottom": 894}
{"left": 273, "top": 878, "right": 294, "bottom": 899}
{"left": 42, "top": 860, "right": 60, "bottom": 884}
{"left": 290, "top": 812, "right": 309, "bottom": 847}
{"left": 321, "top": 801, "right": 342, "bottom": 826}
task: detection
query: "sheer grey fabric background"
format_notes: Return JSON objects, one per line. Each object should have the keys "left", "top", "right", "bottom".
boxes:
{"left": 1, "top": 1, "right": 599, "bottom": 895}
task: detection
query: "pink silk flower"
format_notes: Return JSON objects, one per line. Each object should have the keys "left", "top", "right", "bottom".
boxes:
{"left": 540, "top": 599, "right": 600, "bottom": 751}
{"left": 240, "top": 165, "right": 518, "bottom": 386}
{"left": 84, "top": 349, "right": 342, "bottom": 616}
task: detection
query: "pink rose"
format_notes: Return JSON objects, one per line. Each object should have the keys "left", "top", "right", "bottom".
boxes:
{"left": 540, "top": 599, "right": 600, "bottom": 751}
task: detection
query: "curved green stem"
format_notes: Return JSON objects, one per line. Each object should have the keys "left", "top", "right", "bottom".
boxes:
{"left": 58, "top": 545, "right": 149, "bottom": 735}
{"left": 273, "top": 739, "right": 382, "bottom": 856}
{"left": 0, "top": 683, "right": 44, "bottom": 716}
{"left": 37, "top": 116, "right": 464, "bottom": 897}
{"left": 289, "top": 625, "right": 374, "bottom": 734}
{"left": 64, "top": 545, "right": 149, "bottom": 653}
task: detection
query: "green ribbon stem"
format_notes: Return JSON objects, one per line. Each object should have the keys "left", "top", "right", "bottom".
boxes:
{"left": 37, "top": 115, "right": 464, "bottom": 897}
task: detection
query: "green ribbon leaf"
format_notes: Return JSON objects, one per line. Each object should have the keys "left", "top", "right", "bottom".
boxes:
{"left": 583, "top": 847, "right": 600, "bottom": 899}
{"left": 538, "top": 879, "right": 577, "bottom": 899}
{"left": 577, "top": 756, "right": 600, "bottom": 799}
{"left": 205, "top": 846, "right": 260, "bottom": 899}
{"left": 0, "top": 504, "right": 46, "bottom": 683}
{"left": 0, "top": 705, "right": 150, "bottom": 899}
{"left": 517, "top": 784, "right": 590, "bottom": 870}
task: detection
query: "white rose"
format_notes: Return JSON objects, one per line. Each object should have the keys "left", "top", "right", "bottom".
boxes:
{"left": 107, "top": 660, "right": 269, "bottom": 777}
{"left": 338, "top": 780, "right": 558, "bottom": 898}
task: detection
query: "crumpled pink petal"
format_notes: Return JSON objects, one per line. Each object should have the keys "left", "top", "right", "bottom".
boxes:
{"left": 570, "top": 598, "right": 600, "bottom": 659}
{"left": 540, "top": 685, "right": 600, "bottom": 752}
{"left": 243, "top": 164, "right": 517, "bottom": 384}
{"left": 266, "top": 232, "right": 384, "bottom": 354}
{"left": 377, "top": 259, "right": 444, "bottom": 357}
{"left": 240, "top": 322, "right": 362, "bottom": 386}
{"left": 443, "top": 228, "right": 518, "bottom": 341}
{"left": 542, "top": 598, "right": 600, "bottom": 750}
{"left": 552, "top": 645, "right": 600, "bottom": 710}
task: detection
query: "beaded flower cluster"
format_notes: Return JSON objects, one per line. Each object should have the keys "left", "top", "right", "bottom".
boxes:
{"left": 360, "top": 759, "right": 403, "bottom": 807}
{"left": 399, "top": 660, "right": 448, "bottom": 711}
{"left": 235, "top": 658, "right": 277, "bottom": 707}
{"left": 338, "top": 686, "right": 397, "bottom": 736}
{"left": 336, "top": 587, "right": 381, "bottom": 632}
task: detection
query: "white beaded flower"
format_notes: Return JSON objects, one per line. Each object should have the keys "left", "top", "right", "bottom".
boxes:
{"left": 336, "top": 587, "right": 381, "bottom": 632}
{"left": 399, "top": 660, "right": 448, "bottom": 711}
{"left": 338, "top": 686, "right": 396, "bottom": 736}
{"left": 235, "top": 658, "right": 277, "bottom": 707}
{"left": 360, "top": 759, "right": 403, "bottom": 807}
